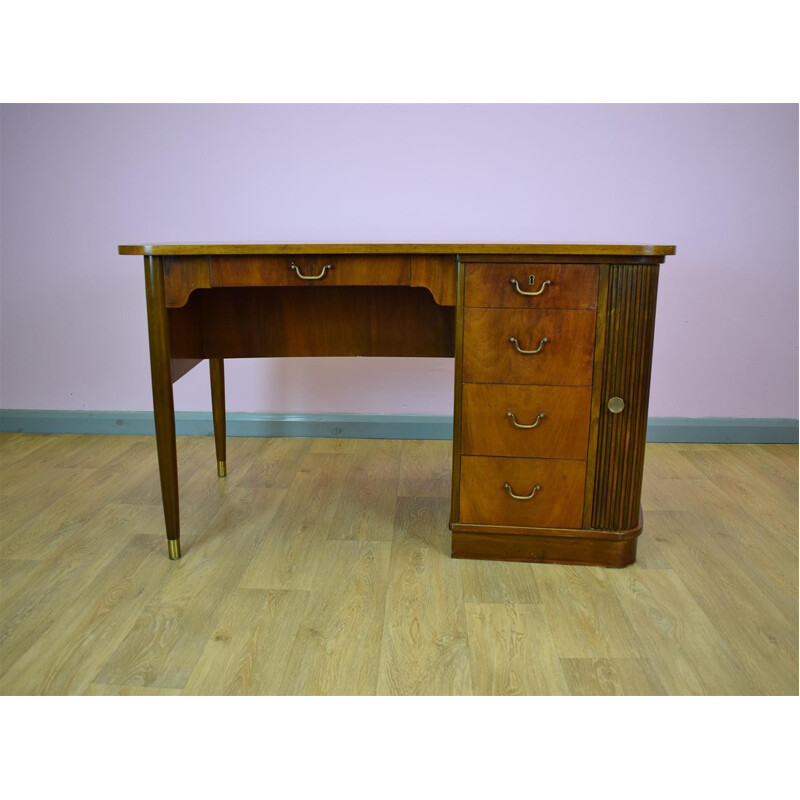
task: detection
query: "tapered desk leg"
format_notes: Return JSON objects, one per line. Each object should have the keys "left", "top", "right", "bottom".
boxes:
{"left": 144, "top": 256, "right": 181, "bottom": 560}
{"left": 210, "top": 358, "right": 227, "bottom": 477}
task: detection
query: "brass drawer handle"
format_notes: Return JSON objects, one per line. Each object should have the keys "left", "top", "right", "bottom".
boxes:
{"left": 506, "top": 410, "right": 545, "bottom": 429}
{"left": 510, "top": 276, "right": 551, "bottom": 296}
{"left": 504, "top": 482, "right": 541, "bottom": 500}
{"left": 290, "top": 262, "right": 333, "bottom": 280}
{"left": 509, "top": 336, "right": 548, "bottom": 355}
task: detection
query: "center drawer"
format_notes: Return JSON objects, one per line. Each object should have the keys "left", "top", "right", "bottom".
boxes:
{"left": 461, "top": 384, "right": 592, "bottom": 460}
{"left": 462, "top": 308, "right": 596, "bottom": 386}
{"left": 210, "top": 254, "right": 410, "bottom": 288}
{"left": 459, "top": 455, "right": 586, "bottom": 529}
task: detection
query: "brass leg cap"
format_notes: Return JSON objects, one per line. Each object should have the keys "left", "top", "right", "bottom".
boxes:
{"left": 217, "top": 460, "right": 227, "bottom": 478}
{"left": 168, "top": 539, "right": 181, "bottom": 560}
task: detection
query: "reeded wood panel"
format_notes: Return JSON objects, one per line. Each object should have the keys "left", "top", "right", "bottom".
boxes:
{"left": 590, "top": 264, "right": 660, "bottom": 530}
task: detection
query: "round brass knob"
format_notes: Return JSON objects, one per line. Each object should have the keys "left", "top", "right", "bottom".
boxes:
{"left": 607, "top": 396, "right": 625, "bottom": 414}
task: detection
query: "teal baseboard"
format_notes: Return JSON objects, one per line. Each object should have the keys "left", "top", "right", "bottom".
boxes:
{"left": 0, "top": 410, "right": 454, "bottom": 440}
{"left": 0, "top": 410, "right": 797, "bottom": 444}
{"left": 645, "top": 417, "right": 798, "bottom": 444}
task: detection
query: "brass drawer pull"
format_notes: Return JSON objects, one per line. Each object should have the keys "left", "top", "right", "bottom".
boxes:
{"left": 504, "top": 482, "right": 541, "bottom": 500}
{"left": 290, "top": 262, "right": 333, "bottom": 280}
{"left": 510, "top": 276, "right": 551, "bottom": 296}
{"left": 506, "top": 410, "right": 545, "bottom": 429}
{"left": 509, "top": 336, "right": 548, "bottom": 355}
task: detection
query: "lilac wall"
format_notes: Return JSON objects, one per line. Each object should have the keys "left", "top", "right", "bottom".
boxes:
{"left": 1, "top": 104, "right": 797, "bottom": 418}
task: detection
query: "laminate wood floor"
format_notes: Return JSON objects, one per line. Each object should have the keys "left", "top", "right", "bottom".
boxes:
{"left": 1, "top": 434, "right": 796, "bottom": 695}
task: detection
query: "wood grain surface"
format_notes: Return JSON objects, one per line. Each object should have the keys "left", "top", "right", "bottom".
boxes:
{"left": 464, "top": 262, "right": 599, "bottom": 309}
{"left": 168, "top": 286, "right": 456, "bottom": 359}
{"left": 459, "top": 455, "right": 587, "bottom": 529}
{"left": 462, "top": 308, "right": 596, "bottom": 386}
{"left": 119, "top": 243, "right": 677, "bottom": 256}
{"left": 461, "top": 383, "right": 592, "bottom": 460}
{"left": 1, "top": 434, "right": 794, "bottom": 695}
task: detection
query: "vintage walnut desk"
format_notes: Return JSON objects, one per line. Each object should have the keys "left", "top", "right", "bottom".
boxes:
{"left": 118, "top": 243, "right": 675, "bottom": 567}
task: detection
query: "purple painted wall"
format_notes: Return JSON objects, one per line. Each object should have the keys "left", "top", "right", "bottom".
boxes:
{"left": 1, "top": 104, "right": 797, "bottom": 418}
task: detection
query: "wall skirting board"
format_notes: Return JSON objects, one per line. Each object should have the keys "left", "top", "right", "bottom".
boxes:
{"left": 0, "top": 410, "right": 797, "bottom": 444}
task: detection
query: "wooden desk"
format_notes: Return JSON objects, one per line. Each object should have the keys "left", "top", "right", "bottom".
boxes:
{"left": 119, "top": 243, "right": 675, "bottom": 566}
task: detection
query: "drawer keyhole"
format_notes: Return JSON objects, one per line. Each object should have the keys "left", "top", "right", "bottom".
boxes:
{"left": 510, "top": 275, "right": 551, "bottom": 297}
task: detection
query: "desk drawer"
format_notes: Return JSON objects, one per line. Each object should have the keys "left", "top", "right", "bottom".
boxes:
{"left": 210, "top": 254, "right": 410, "bottom": 288}
{"left": 461, "top": 384, "right": 591, "bottom": 460}
{"left": 465, "top": 263, "right": 598, "bottom": 309}
{"left": 459, "top": 455, "right": 586, "bottom": 529}
{"left": 462, "top": 308, "right": 595, "bottom": 386}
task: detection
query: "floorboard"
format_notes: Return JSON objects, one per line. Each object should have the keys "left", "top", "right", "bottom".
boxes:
{"left": 1, "top": 434, "right": 796, "bottom": 695}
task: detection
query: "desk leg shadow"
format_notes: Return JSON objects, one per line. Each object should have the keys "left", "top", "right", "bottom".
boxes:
{"left": 210, "top": 358, "right": 227, "bottom": 478}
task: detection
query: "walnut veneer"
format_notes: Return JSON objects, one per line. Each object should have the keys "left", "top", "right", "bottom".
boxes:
{"left": 119, "top": 243, "right": 675, "bottom": 565}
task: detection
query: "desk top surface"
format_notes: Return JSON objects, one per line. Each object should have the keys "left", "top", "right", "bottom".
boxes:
{"left": 118, "top": 242, "right": 676, "bottom": 257}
